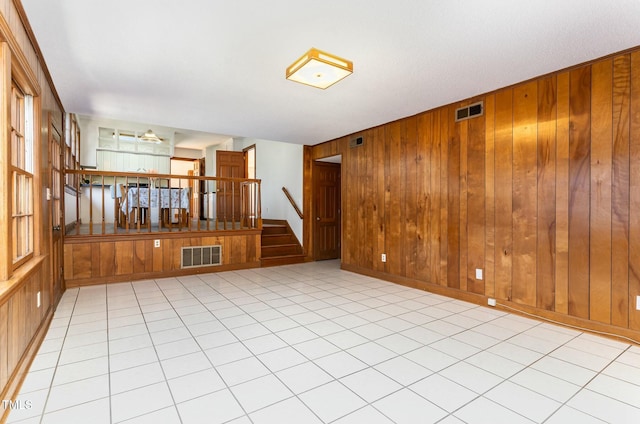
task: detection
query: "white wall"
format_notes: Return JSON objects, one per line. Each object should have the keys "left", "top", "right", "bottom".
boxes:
{"left": 233, "top": 138, "right": 303, "bottom": 243}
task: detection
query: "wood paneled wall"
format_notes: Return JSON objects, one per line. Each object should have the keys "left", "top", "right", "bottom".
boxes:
{"left": 307, "top": 47, "right": 640, "bottom": 340}
{"left": 0, "top": 0, "right": 65, "bottom": 409}
{"left": 63, "top": 232, "right": 261, "bottom": 287}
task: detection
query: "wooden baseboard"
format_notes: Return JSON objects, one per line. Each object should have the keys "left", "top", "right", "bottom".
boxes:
{"left": 65, "top": 261, "right": 262, "bottom": 288}
{"left": 341, "top": 263, "right": 640, "bottom": 346}
{"left": 0, "top": 307, "right": 53, "bottom": 423}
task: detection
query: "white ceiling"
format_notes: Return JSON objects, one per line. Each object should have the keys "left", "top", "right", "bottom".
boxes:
{"left": 21, "top": 0, "right": 640, "bottom": 147}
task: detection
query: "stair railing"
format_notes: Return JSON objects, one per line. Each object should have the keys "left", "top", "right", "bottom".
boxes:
{"left": 282, "top": 187, "right": 303, "bottom": 219}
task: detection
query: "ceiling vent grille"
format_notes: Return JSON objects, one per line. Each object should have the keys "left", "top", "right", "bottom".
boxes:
{"left": 349, "top": 136, "right": 364, "bottom": 148}
{"left": 455, "top": 101, "right": 484, "bottom": 122}
{"left": 181, "top": 245, "right": 222, "bottom": 269}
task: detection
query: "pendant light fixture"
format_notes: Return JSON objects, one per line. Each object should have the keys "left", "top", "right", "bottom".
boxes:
{"left": 139, "top": 129, "right": 162, "bottom": 144}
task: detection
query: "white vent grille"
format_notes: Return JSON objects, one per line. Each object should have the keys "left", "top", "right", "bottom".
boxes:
{"left": 349, "top": 136, "right": 364, "bottom": 148}
{"left": 181, "top": 245, "right": 222, "bottom": 269}
{"left": 455, "top": 101, "right": 483, "bottom": 122}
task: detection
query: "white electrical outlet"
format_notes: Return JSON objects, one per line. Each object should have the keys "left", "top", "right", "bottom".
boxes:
{"left": 476, "top": 268, "right": 483, "bottom": 280}
{"left": 154, "top": 239, "right": 161, "bottom": 248}
{"left": 636, "top": 295, "right": 640, "bottom": 311}
{"left": 37, "top": 291, "right": 41, "bottom": 308}
{"left": 381, "top": 253, "right": 387, "bottom": 263}
{"left": 488, "top": 298, "right": 496, "bottom": 307}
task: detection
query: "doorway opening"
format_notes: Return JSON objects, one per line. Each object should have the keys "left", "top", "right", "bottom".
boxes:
{"left": 313, "top": 155, "right": 341, "bottom": 260}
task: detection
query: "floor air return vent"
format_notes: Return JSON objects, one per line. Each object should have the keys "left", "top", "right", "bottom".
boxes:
{"left": 181, "top": 245, "right": 222, "bottom": 269}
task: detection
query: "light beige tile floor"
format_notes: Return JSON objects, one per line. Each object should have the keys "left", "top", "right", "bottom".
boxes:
{"left": 5, "top": 260, "right": 640, "bottom": 423}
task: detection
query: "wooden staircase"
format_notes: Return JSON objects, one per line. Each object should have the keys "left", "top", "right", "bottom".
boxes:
{"left": 261, "top": 220, "right": 305, "bottom": 267}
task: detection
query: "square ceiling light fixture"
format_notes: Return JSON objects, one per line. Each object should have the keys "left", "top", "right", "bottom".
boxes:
{"left": 286, "top": 48, "right": 353, "bottom": 89}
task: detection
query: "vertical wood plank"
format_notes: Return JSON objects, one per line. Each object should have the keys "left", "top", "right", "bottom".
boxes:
{"left": 134, "top": 240, "right": 146, "bottom": 274}
{"left": 374, "top": 126, "right": 386, "bottom": 273}
{"left": 0, "top": 303, "right": 7, "bottom": 390}
{"left": 568, "top": 66, "right": 592, "bottom": 319}
{"left": 629, "top": 51, "right": 640, "bottom": 331}
{"left": 429, "top": 111, "right": 442, "bottom": 285}
{"left": 484, "top": 94, "right": 496, "bottom": 298}
{"left": 512, "top": 81, "right": 538, "bottom": 307}
{"left": 417, "top": 112, "right": 432, "bottom": 282}
{"left": 611, "top": 54, "right": 631, "bottom": 328}
{"left": 99, "top": 242, "right": 114, "bottom": 278}
{"left": 356, "top": 134, "right": 365, "bottom": 267}
{"left": 345, "top": 139, "right": 356, "bottom": 266}
{"left": 152, "top": 239, "right": 163, "bottom": 272}
{"left": 439, "top": 108, "right": 449, "bottom": 286}
{"left": 447, "top": 107, "right": 461, "bottom": 289}
{"left": 405, "top": 117, "right": 419, "bottom": 278}
{"left": 72, "top": 244, "right": 92, "bottom": 279}
{"left": 537, "top": 76, "right": 558, "bottom": 311}
{"left": 386, "top": 121, "right": 403, "bottom": 275}
{"left": 364, "top": 129, "right": 375, "bottom": 269}
{"left": 494, "top": 89, "right": 514, "bottom": 300}
{"left": 91, "top": 243, "right": 101, "bottom": 278}
{"left": 458, "top": 116, "right": 469, "bottom": 292}
{"left": 115, "top": 241, "right": 134, "bottom": 275}
{"left": 556, "top": 72, "right": 571, "bottom": 314}
{"left": 590, "top": 59, "right": 613, "bottom": 324}
{"left": 467, "top": 100, "right": 486, "bottom": 294}
{"left": 63, "top": 244, "right": 73, "bottom": 281}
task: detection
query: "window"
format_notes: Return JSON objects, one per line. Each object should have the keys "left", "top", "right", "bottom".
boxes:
{"left": 10, "top": 81, "right": 34, "bottom": 267}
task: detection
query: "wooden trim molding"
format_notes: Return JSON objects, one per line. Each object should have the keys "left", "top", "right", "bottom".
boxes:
{"left": 0, "top": 12, "right": 40, "bottom": 97}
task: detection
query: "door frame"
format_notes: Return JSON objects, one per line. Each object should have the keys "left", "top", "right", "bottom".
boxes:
{"left": 305, "top": 153, "right": 342, "bottom": 261}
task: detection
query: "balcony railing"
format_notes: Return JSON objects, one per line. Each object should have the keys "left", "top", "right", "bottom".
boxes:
{"left": 65, "top": 170, "right": 262, "bottom": 236}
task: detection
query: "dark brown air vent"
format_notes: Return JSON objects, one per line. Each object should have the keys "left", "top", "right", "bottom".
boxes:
{"left": 181, "top": 245, "right": 222, "bottom": 269}
{"left": 455, "top": 101, "right": 483, "bottom": 122}
{"left": 349, "top": 136, "right": 364, "bottom": 148}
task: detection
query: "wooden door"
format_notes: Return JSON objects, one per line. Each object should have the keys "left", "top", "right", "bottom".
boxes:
{"left": 216, "top": 151, "right": 245, "bottom": 222}
{"left": 49, "top": 114, "right": 64, "bottom": 306}
{"left": 314, "top": 162, "right": 341, "bottom": 260}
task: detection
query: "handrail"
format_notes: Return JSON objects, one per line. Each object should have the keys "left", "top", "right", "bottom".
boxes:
{"left": 282, "top": 187, "right": 303, "bottom": 219}
{"left": 64, "top": 169, "right": 262, "bottom": 236}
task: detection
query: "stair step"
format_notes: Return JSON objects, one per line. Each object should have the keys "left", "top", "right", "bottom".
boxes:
{"left": 260, "top": 254, "right": 306, "bottom": 267}
{"left": 262, "top": 234, "right": 296, "bottom": 246}
{"left": 262, "top": 225, "right": 288, "bottom": 235}
{"left": 261, "top": 243, "right": 302, "bottom": 257}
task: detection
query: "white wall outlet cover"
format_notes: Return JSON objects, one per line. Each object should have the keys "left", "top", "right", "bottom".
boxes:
{"left": 636, "top": 295, "right": 640, "bottom": 311}
{"left": 475, "top": 269, "right": 483, "bottom": 280}
{"left": 381, "top": 253, "right": 387, "bottom": 262}
{"left": 488, "top": 298, "right": 496, "bottom": 307}
{"left": 154, "top": 240, "right": 161, "bottom": 248}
